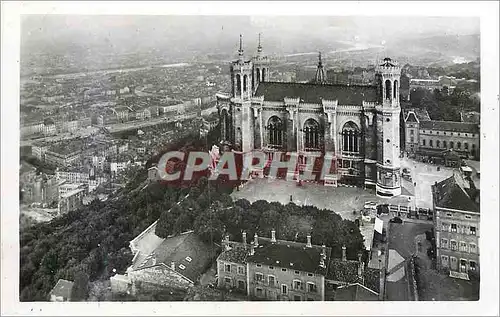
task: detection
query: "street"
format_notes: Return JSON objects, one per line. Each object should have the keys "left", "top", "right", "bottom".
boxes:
{"left": 385, "top": 221, "right": 433, "bottom": 301}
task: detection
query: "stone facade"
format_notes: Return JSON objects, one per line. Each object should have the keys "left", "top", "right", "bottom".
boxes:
{"left": 216, "top": 232, "right": 331, "bottom": 301}
{"left": 435, "top": 210, "right": 480, "bottom": 274}
{"left": 432, "top": 172, "right": 480, "bottom": 275}
{"left": 246, "top": 261, "right": 325, "bottom": 301}
{"left": 403, "top": 109, "right": 480, "bottom": 160}
{"left": 217, "top": 37, "right": 402, "bottom": 197}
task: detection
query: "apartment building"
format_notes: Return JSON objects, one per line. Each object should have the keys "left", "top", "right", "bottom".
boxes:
{"left": 58, "top": 187, "right": 86, "bottom": 214}
{"left": 217, "top": 231, "right": 330, "bottom": 301}
{"left": 432, "top": 171, "right": 480, "bottom": 277}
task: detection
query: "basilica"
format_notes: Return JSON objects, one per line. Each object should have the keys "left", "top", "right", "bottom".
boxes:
{"left": 216, "top": 35, "right": 402, "bottom": 197}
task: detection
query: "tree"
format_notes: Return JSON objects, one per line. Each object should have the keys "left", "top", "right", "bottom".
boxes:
{"left": 194, "top": 202, "right": 224, "bottom": 243}
{"left": 71, "top": 270, "right": 89, "bottom": 301}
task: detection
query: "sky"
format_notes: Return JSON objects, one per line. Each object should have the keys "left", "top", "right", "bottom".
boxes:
{"left": 21, "top": 15, "right": 480, "bottom": 55}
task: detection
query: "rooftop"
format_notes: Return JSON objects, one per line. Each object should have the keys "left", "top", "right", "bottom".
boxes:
{"left": 218, "top": 247, "right": 249, "bottom": 264}
{"left": 419, "top": 121, "right": 479, "bottom": 134}
{"left": 334, "top": 283, "right": 379, "bottom": 301}
{"left": 432, "top": 173, "right": 480, "bottom": 213}
{"left": 326, "top": 258, "right": 361, "bottom": 284}
{"left": 134, "top": 231, "right": 215, "bottom": 283}
{"left": 403, "top": 108, "right": 431, "bottom": 123}
{"left": 60, "top": 188, "right": 86, "bottom": 199}
{"left": 49, "top": 279, "right": 74, "bottom": 299}
{"left": 245, "top": 236, "right": 331, "bottom": 276}
{"left": 254, "top": 81, "right": 378, "bottom": 105}
{"left": 47, "top": 140, "right": 86, "bottom": 156}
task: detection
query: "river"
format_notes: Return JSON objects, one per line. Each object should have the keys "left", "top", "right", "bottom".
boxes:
{"left": 23, "top": 62, "right": 191, "bottom": 81}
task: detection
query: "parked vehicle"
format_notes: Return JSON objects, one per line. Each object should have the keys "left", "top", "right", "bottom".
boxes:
{"left": 390, "top": 217, "right": 403, "bottom": 224}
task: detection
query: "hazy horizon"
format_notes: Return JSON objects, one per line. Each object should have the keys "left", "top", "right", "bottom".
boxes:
{"left": 22, "top": 15, "right": 479, "bottom": 52}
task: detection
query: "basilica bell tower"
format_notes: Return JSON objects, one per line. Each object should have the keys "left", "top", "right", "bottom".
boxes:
{"left": 375, "top": 58, "right": 402, "bottom": 197}
{"left": 229, "top": 35, "right": 254, "bottom": 152}
{"left": 252, "top": 33, "right": 270, "bottom": 92}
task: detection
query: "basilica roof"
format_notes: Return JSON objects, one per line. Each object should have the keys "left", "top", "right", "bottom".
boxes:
{"left": 254, "top": 82, "right": 378, "bottom": 105}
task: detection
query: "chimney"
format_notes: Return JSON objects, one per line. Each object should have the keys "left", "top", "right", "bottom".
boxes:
{"left": 271, "top": 229, "right": 276, "bottom": 243}
{"left": 170, "top": 261, "right": 175, "bottom": 271}
{"left": 225, "top": 234, "right": 231, "bottom": 250}
{"left": 242, "top": 231, "right": 247, "bottom": 249}
{"left": 357, "top": 252, "right": 364, "bottom": 280}
{"left": 254, "top": 233, "right": 259, "bottom": 247}
{"left": 250, "top": 242, "right": 255, "bottom": 255}
{"left": 306, "top": 234, "right": 312, "bottom": 248}
{"left": 342, "top": 245, "right": 347, "bottom": 261}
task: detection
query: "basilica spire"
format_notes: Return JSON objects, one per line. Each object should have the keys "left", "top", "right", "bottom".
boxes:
{"left": 315, "top": 52, "right": 326, "bottom": 84}
{"left": 238, "top": 34, "right": 244, "bottom": 60}
{"left": 257, "top": 33, "right": 262, "bottom": 54}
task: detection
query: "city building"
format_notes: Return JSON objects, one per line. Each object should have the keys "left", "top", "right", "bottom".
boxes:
{"left": 43, "top": 119, "right": 57, "bottom": 136}
{"left": 21, "top": 122, "right": 44, "bottom": 137}
{"left": 32, "top": 141, "right": 51, "bottom": 161}
{"left": 58, "top": 187, "right": 86, "bottom": 214}
{"left": 111, "top": 231, "right": 216, "bottom": 296}
{"left": 109, "top": 154, "right": 134, "bottom": 176}
{"left": 21, "top": 174, "right": 64, "bottom": 205}
{"left": 44, "top": 140, "right": 85, "bottom": 167}
{"left": 49, "top": 279, "right": 74, "bottom": 302}
{"left": 56, "top": 167, "right": 109, "bottom": 192}
{"left": 217, "top": 231, "right": 331, "bottom": 301}
{"left": 402, "top": 108, "right": 432, "bottom": 154}
{"left": 408, "top": 78, "right": 441, "bottom": 100}
{"left": 432, "top": 171, "right": 480, "bottom": 278}
{"left": 216, "top": 231, "right": 379, "bottom": 301}
{"left": 20, "top": 161, "right": 37, "bottom": 185}
{"left": 59, "top": 183, "right": 88, "bottom": 198}
{"left": 217, "top": 35, "right": 403, "bottom": 196}
{"left": 404, "top": 115, "right": 480, "bottom": 160}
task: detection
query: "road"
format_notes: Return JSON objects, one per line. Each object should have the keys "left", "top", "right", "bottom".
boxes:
{"left": 385, "top": 221, "right": 433, "bottom": 301}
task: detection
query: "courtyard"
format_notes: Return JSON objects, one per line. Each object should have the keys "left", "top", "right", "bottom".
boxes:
{"left": 231, "top": 177, "right": 411, "bottom": 222}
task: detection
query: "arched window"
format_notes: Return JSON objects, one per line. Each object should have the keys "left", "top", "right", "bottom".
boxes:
{"left": 393, "top": 80, "right": 398, "bottom": 99}
{"left": 243, "top": 75, "right": 248, "bottom": 92}
{"left": 342, "top": 121, "right": 360, "bottom": 153}
{"left": 221, "top": 109, "right": 231, "bottom": 141}
{"left": 450, "top": 141, "right": 454, "bottom": 149}
{"left": 385, "top": 80, "right": 392, "bottom": 101}
{"left": 443, "top": 140, "right": 447, "bottom": 148}
{"left": 267, "top": 116, "right": 283, "bottom": 148}
{"left": 252, "top": 71, "right": 255, "bottom": 91}
{"left": 256, "top": 68, "right": 261, "bottom": 84}
{"left": 436, "top": 140, "right": 440, "bottom": 148}
{"left": 457, "top": 142, "right": 461, "bottom": 149}
{"left": 236, "top": 74, "right": 241, "bottom": 96}
{"left": 262, "top": 68, "right": 266, "bottom": 82}
{"left": 303, "top": 119, "right": 320, "bottom": 150}
{"left": 378, "top": 77, "right": 383, "bottom": 101}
